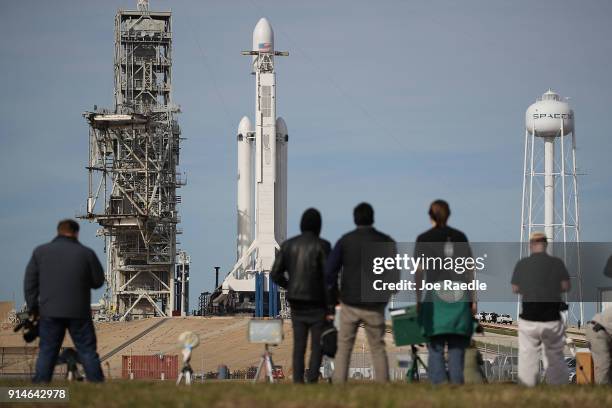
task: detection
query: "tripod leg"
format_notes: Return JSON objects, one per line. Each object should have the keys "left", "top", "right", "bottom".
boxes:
{"left": 407, "top": 345, "right": 419, "bottom": 383}
{"left": 417, "top": 356, "right": 427, "bottom": 370}
{"left": 417, "top": 356, "right": 428, "bottom": 382}
{"left": 265, "top": 353, "right": 275, "bottom": 383}
{"left": 407, "top": 358, "right": 419, "bottom": 383}
{"left": 254, "top": 357, "right": 265, "bottom": 383}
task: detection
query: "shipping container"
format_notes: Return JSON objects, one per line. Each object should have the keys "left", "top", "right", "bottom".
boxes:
{"left": 121, "top": 355, "right": 179, "bottom": 380}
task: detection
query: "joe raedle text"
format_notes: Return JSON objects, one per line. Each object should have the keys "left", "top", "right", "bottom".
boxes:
{"left": 372, "top": 279, "right": 487, "bottom": 292}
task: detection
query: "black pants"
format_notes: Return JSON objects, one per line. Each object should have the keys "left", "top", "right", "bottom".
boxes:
{"left": 291, "top": 305, "right": 326, "bottom": 383}
{"left": 34, "top": 317, "right": 104, "bottom": 383}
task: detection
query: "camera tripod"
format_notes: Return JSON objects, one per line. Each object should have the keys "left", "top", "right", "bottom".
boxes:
{"left": 176, "top": 361, "right": 194, "bottom": 385}
{"left": 176, "top": 346, "right": 195, "bottom": 385}
{"left": 58, "top": 348, "right": 83, "bottom": 381}
{"left": 176, "top": 332, "right": 200, "bottom": 386}
{"left": 406, "top": 345, "right": 427, "bottom": 383}
{"left": 253, "top": 344, "right": 276, "bottom": 383}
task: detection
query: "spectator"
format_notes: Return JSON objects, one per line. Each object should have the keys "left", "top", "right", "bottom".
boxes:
{"left": 512, "top": 231, "right": 570, "bottom": 386}
{"left": 325, "top": 202, "right": 397, "bottom": 383}
{"left": 585, "top": 255, "right": 612, "bottom": 384}
{"left": 24, "top": 219, "right": 105, "bottom": 383}
{"left": 270, "top": 208, "right": 332, "bottom": 383}
{"left": 414, "top": 199, "right": 475, "bottom": 385}
{"left": 586, "top": 308, "right": 612, "bottom": 384}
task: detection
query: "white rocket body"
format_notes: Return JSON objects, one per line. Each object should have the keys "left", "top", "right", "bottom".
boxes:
{"left": 223, "top": 18, "right": 288, "bottom": 296}
{"left": 253, "top": 17, "right": 278, "bottom": 272}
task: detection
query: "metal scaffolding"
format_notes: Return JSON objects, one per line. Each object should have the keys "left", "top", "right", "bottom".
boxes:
{"left": 82, "top": 5, "right": 184, "bottom": 320}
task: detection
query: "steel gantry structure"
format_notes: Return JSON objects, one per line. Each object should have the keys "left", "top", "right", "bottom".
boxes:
{"left": 82, "top": 2, "right": 184, "bottom": 320}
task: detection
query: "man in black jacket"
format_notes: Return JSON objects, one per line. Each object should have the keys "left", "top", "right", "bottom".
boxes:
{"left": 24, "top": 219, "right": 105, "bottom": 383}
{"left": 325, "top": 203, "right": 397, "bottom": 383}
{"left": 270, "top": 208, "right": 331, "bottom": 383}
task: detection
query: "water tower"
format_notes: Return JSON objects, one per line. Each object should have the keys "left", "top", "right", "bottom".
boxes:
{"left": 520, "top": 89, "right": 583, "bottom": 323}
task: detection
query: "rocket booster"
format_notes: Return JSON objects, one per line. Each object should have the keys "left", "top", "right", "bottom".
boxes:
{"left": 236, "top": 116, "right": 253, "bottom": 263}
{"left": 275, "top": 117, "right": 288, "bottom": 244}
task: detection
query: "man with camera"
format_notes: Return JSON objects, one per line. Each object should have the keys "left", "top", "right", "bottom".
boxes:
{"left": 511, "top": 231, "right": 570, "bottom": 386}
{"left": 24, "top": 219, "right": 105, "bottom": 383}
{"left": 585, "top": 255, "right": 612, "bottom": 384}
{"left": 587, "top": 308, "right": 612, "bottom": 384}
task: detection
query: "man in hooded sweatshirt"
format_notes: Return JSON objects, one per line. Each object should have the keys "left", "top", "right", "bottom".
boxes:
{"left": 271, "top": 208, "right": 332, "bottom": 383}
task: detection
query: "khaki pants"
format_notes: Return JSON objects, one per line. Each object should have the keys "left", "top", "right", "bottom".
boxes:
{"left": 332, "top": 303, "right": 388, "bottom": 383}
{"left": 518, "top": 318, "right": 568, "bottom": 386}
{"left": 585, "top": 322, "right": 612, "bottom": 384}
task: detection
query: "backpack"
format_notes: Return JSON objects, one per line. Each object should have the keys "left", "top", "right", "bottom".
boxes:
{"left": 320, "top": 323, "right": 337, "bottom": 358}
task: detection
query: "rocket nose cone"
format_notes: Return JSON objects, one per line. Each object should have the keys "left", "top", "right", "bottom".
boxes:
{"left": 253, "top": 17, "right": 274, "bottom": 52}
{"left": 276, "top": 117, "right": 288, "bottom": 135}
{"left": 238, "top": 116, "right": 252, "bottom": 135}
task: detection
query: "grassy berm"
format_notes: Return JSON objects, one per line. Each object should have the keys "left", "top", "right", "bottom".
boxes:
{"left": 1, "top": 380, "right": 611, "bottom": 408}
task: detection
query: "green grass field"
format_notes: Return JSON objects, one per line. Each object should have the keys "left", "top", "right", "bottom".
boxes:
{"left": 2, "top": 380, "right": 611, "bottom": 408}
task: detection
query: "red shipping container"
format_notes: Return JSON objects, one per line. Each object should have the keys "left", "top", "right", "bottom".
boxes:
{"left": 121, "top": 355, "right": 179, "bottom": 380}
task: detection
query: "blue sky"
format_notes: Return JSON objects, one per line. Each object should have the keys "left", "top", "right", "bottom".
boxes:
{"left": 1, "top": 0, "right": 611, "bottom": 312}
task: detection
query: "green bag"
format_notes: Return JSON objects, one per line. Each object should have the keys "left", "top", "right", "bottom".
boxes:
{"left": 419, "top": 289, "right": 473, "bottom": 338}
{"left": 390, "top": 306, "right": 427, "bottom": 346}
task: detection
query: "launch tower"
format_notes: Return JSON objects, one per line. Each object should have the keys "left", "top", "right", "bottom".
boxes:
{"left": 82, "top": 0, "right": 184, "bottom": 320}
